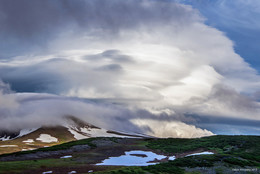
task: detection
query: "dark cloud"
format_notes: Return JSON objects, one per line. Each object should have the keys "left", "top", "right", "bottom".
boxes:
{"left": 0, "top": 62, "right": 65, "bottom": 93}
{"left": 184, "top": 113, "right": 260, "bottom": 134}
{"left": 0, "top": 0, "right": 199, "bottom": 57}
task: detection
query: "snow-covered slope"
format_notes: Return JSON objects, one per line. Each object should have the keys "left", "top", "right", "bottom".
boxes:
{"left": 0, "top": 116, "right": 147, "bottom": 142}
{"left": 64, "top": 115, "right": 147, "bottom": 140}
{"left": 67, "top": 126, "right": 142, "bottom": 140}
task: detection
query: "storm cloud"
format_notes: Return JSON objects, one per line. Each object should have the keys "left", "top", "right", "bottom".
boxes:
{"left": 0, "top": 0, "right": 259, "bottom": 137}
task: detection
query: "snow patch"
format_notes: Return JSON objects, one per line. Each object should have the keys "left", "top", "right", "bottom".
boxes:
{"left": 36, "top": 134, "right": 58, "bottom": 143}
{"left": 81, "top": 128, "right": 131, "bottom": 138}
{"left": 67, "top": 125, "right": 143, "bottom": 140}
{"left": 42, "top": 171, "right": 52, "bottom": 174}
{"left": 0, "top": 136, "right": 11, "bottom": 141}
{"left": 60, "top": 155, "right": 72, "bottom": 159}
{"left": 68, "top": 171, "right": 77, "bottom": 174}
{"left": 23, "top": 139, "right": 34, "bottom": 143}
{"left": 0, "top": 145, "right": 18, "bottom": 147}
{"left": 21, "top": 148, "right": 36, "bottom": 151}
{"left": 186, "top": 151, "right": 214, "bottom": 157}
{"left": 19, "top": 128, "right": 38, "bottom": 137}
{"left": 67, "top": 128, "right": 89, "bottom": 140}
{"left": 169, "top": 156, "right": 176, "bottom": 160}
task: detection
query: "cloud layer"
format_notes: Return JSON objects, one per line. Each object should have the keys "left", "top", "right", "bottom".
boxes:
{"left": 0, "top": 90, "right": 214, "bottom": 138}
{"left": 0, "top": 0, "right": 259, "bottom": 137}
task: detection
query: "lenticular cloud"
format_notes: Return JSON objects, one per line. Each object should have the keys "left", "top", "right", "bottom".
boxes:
{"left": 0, "top": 0, "right": 260, "bottom": 137}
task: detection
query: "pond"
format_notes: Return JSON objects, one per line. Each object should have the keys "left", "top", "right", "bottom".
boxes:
{"left": 95, "top": 150, "right": 213, "bottom": 166}
{"left": 96, "top": 150, "right": 170, "bottom": 166}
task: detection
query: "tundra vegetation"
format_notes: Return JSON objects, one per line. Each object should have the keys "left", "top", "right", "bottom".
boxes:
{"left": 0, "top": 135, "right": 259, "bottom": 174}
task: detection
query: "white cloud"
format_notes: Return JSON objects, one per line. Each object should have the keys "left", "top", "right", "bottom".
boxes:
{"left": 131, "top": 119, "right": 214, "bottom": 138}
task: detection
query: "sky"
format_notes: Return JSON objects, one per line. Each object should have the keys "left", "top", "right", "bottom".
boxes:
{"left": 0, "top": 0, "right": 259, "bottom": 138}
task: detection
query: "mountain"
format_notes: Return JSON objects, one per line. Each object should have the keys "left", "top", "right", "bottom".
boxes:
{"left": 0, "top": 116, "right": 149, "bottom": 155}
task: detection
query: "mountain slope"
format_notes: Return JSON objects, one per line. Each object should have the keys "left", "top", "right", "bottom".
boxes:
{"left": 0, "top": 116, "right": 148, "bottom": 155}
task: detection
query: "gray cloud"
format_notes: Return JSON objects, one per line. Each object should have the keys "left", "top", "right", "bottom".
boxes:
{"left": 174, "top": 84, "right": 260, "bottom": 121}
{"left": 96, "top": 64, "right": 123, "bottom": 72}
{"left": 0, "top": 92, "right": 137, "bottom": 132}
{"left": 0, "top": 0, "right": 199, "bottom": 57}
{"left": 0, "top": 91, "right": 214, "bottom": 138}
{"left": 208, "top": 85, "right": 259, "bottom": 113}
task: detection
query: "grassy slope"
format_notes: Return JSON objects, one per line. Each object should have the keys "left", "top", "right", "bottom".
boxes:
{"left": 0, "top": 135, "right": 259, "bottom": 174}
{"left": 146, "top": 135, "right": 260, "bottom": 161}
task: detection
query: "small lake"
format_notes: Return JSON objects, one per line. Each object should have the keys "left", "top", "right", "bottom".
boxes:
{"left": 96, "top": 150, "right": 169, "bottom": 166}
